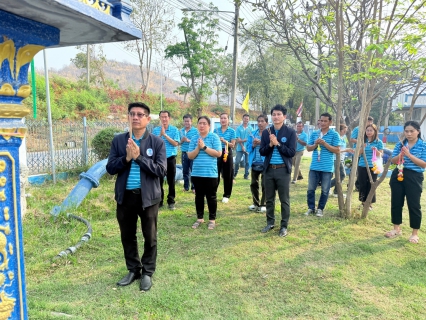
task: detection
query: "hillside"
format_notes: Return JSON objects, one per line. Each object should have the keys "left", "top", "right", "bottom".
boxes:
{"left": 38, "top": 61, "right": 184, "bottom": 100}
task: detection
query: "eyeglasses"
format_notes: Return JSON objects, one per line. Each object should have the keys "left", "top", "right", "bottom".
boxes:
{"left": 129, "top": 112, "right": 148, "bottom": 118}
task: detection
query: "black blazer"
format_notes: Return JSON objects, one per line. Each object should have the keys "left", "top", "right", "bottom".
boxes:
{"left": 259, "top": 124, "right": 297, "bottom": 174}
{"left": 106, "top": 131, "right": 167, "bottom": 208}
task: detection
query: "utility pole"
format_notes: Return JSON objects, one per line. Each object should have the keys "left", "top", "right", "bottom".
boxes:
{"left": 230, "top": 3, "right": 239, "bottom": 124}
{"left": 87, "top": 44, "right": 90, "bottom": 86}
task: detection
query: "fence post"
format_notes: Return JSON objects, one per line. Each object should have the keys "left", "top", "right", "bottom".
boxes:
{"left": 82, "top": 117, "right": 88, "bottom": 166}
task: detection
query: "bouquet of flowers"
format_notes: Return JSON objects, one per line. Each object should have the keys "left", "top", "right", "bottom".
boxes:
{"left": 223, "top": 141, "right": 228, "bottom": 162}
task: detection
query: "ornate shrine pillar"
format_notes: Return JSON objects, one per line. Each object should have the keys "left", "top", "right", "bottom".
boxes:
{"left": 0, "top": 9, "right": 59, "bottom": 319}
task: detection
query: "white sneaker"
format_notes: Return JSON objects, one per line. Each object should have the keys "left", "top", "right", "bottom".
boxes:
{"left": 291, "top": 181, "right": 296, "bottom": 184}
{"left": 257, "top": 206, "right": 266, "bottom": 213}
{"left": 248, "top": 204, "right": 257, "bottom": 211}
{"left": 316, "top": 209, "right": 324, "bottom": 217}
{"left": 222, "top": 197, "right": 229, "bottom": 203}
{"left": 305, "top": 209, "right": 314, "bottom": 216}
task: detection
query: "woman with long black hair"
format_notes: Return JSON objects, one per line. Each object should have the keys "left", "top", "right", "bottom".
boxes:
{"left": 386, "top": 121, "right": 426, "bottom": 243}
{"left": 357, "top": 124, "right": 383, "bottom": 210}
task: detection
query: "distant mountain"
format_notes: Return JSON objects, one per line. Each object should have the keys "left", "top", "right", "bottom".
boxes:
{"left": 38, "top": 61, "right": 184, "bottom": 100}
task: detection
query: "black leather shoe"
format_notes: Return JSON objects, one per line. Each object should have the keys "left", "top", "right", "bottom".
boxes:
{"left": 116, "top": 272, "right": 141, "bottom": 286}
{"left": 279, "top": 227, "right": 288, "bottom": 237}
{"left": 140, "top": 275, "right": 152, "bottom": 292}
{"left": 261, "top": 225, "right": 274, "bottom": 233}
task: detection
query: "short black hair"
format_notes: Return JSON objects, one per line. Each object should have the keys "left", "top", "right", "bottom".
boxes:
{"left": 297, "top": 121, "right": 303, "bottom": 125}
{"left": 257, "top": 114, "right": 268, "bottom": 122}
{"left": 128, "top": 102, "right": 150, "bottom": 115}
{"left": 183, "top": 114, "right": 193, "bottom": 120}
{"left": 270, "top": 104, "right": 287, "bottom": 115}
{"left": 198, "top": 116, "right": 211, "bottom": 125}
{"left": 367, "top": 116, "right": 374, "bottom": 121}
{"left": 243, "top": 114, "right": 250, "bottom": 119}
{"left": 159, "top": 110, "right": 171, "bottom": 117}
{"left": 320, "top": 112, "right": 332, "bottom": 121}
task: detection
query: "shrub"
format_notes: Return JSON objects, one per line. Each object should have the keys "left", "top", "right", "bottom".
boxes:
{"left": 92, "top": 127, "right": 123, "bottom": 160}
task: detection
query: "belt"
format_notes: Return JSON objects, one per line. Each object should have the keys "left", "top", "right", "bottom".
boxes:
{"left": 269, "top": 164, "right": 286, "bottom": 169}
{"left": 127, "top": 188, "right": 141, "bottom": 194}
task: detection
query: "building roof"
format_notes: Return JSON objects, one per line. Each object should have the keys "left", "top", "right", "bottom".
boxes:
{"left": 0, "top": 0, "right": 141, "bottom": 47}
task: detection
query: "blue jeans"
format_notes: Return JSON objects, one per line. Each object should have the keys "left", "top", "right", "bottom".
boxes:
{"left": 181, "top": 152, "right": 194, "bottom": 191}
{"left": 307, "top": 170, "right": 332, "bottom": 210}
{"left": 234, "top": 150, "right": 249, "bottom": 178}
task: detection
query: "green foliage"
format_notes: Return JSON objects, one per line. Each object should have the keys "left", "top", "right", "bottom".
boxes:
{"left": 165, "top": 4, "right": 222, "bottom": 104}
{"left": 92, "top": 127, "right": 122, "bottom": 160}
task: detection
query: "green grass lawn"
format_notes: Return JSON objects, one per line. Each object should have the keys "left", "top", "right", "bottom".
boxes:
{"left": 25, "top": 157, "right": 426, "bottom": 319}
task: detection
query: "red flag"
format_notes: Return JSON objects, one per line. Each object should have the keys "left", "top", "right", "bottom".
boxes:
{"left": 296, "top": 101, "right": 303, "bottom": 117}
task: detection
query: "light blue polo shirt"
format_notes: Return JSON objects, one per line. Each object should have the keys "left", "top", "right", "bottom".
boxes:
{"left": 309, "top": 129, "right": 340, "bottom": 172}
{"left": 152, "top": 125, "right": 180, "bottom": 158}
{"left": 392, "top": 139, "right": 426, "bottom": 173}
{"left": 296, "top": 131, "right": 308, "bottom": 152}
{"left": 235, "top": 124, "right": 252, "bottom": 151}
{"left": 189, "top": 133, "right": 222, "bottom": 178}
{"left": 269, "top": 127, "right": 284, "bottom": 165}
{"left": 214, "top": 127, "right": 236, "bottom": 149}
{"left": 126, "top": 134, "right": 142, "bottom": 190}
{"left": 180, "top": 126, "right": 199, "bottom": 152}
{"left": 358, "top": 139, "right": 384, "bottom": 168}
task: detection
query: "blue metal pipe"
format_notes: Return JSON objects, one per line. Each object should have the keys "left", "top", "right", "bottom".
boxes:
{"left": 51, "top": 159, "right": 108, "bottom": 216}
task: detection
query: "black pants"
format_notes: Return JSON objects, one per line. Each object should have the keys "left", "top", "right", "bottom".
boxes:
{"left": 116, "top": 190, "right": 158, "bottom": 276}
{"left": 264, "top": 166, "right": 291, "bottom": 228}
{"left": 192, "top": 176, "right": 218, "bottom": 220}
{"left": 358, "top": 166, "right": 378, "bottom": 203}
{"left": 390, "top": 168, "right": 423, "bottom": 229}
{"left": 250, "top": 168, "right": 265, "bottom": 207}
{"left": 217, "top": 148, "right": 234, "bottom": 198}
{"left": 160, "top": 156, "right": 176, "bottom": 205}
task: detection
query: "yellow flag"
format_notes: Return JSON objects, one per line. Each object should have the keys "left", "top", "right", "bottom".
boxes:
{"left": 242, "top": 90, "right": 249, "bottom": 112}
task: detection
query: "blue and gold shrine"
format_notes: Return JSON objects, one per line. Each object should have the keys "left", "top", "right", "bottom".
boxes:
{"left": 0, "top": 1, "right": 141, "bottom": 318}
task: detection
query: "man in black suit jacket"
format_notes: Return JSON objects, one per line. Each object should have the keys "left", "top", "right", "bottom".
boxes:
{"left": 106, "top": 102, "right": 166, "bottom": 291}
{"left": 259, "top": 104, "right": 296, "bottom": 237}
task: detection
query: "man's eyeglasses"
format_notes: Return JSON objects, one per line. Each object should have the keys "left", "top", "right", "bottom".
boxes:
{"left": 129, "top": 112, "right": 148, "bottom": 118}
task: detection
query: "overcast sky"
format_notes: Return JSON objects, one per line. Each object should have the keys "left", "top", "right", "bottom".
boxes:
{"left": 33, "top": 0, "right": 259, "bottom": 75}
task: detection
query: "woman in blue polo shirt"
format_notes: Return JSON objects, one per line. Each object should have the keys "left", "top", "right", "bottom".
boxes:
{"left": 188, "top": 116, "right": 222, "bottom": 230}
{"left": 358, "top": 124, "right": 383, "bottom": 210}
{"left": 386, "top": 121, "right": 426, "bottom": 244}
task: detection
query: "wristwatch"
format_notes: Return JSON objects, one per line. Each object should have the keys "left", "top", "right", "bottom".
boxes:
{"left": 202, "top": 145, "right": 207, "bottom": 150}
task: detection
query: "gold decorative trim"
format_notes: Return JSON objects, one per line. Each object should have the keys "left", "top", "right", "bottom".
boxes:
{"left": 0, "top": 84, "right": 15, "bottom": 97}
{"left": 16, "top": 86, "right": 31, "bottom": 99}
{"left": 0, "top": 152, "right": 24, "bottom": 319}
{"left": 0, "top": 104, "right": 30, "bottom": 118}
{"left": 0, "top": 40, "right": 15, "bottom": 78}
{"left": 15, "top": 45, "right": 44, "bottom": 77}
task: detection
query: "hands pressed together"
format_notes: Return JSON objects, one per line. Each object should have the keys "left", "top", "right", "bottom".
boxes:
{"left": 126, "top": 139, "right": 140, "bottom": 162}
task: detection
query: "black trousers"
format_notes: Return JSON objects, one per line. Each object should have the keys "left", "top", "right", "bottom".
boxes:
{"left": 217, "top": 148, "right": 234, "bottom": 198}
{"left": 116, "top": 190, "right": 158, "bottom": 276}
{"left": 264, "top": 166, "right": 291, "bottom": 228}
{"left": 160, "top": 156, "right": 176, "bottom": 205}
{"left": 192, "top": 176, "right": 218, "bottom": 220}
{"left": 357, "top": 166, "right": 378, "bottom": 203}
{"left": 389, "top": 168, "right": 423, "bottom": 229}
{"left": 250, "top": 168, "right": 265, "bottom": 207}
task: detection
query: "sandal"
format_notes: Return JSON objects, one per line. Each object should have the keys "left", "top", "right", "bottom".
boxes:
{"left": 384, "top": 229, "right": 402, "bottom": 238}
{"left": 408, "top": 235, "right": 419, "bottom": 244}
{"left": 207, "top": 221, "right": 216, "bottom": 230}
{"left": 192, "top": 220, "right": 203, "bottom": 229}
